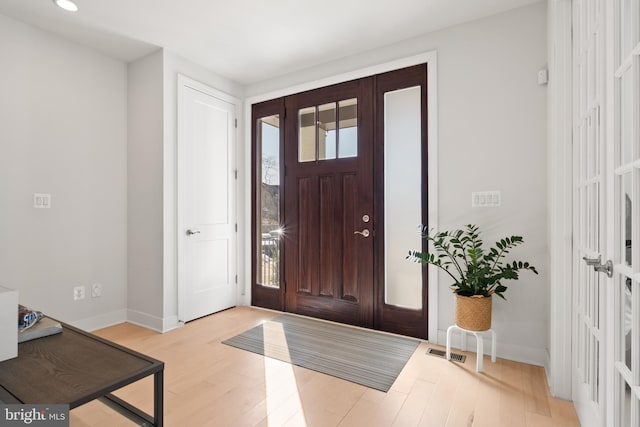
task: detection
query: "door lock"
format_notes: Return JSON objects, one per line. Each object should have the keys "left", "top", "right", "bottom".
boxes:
{"left": 354, "top": 229, "right": 370, "bottom": 238}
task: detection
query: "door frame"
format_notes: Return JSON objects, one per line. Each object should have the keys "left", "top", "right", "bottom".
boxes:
{"left": 244, "top": 51, "right": 439, "bottom": 340}
{"left": 547, "top": 0, "right": 576, "bottom": 400}
{"left": 177, "top": 74, "right": 240, "bottom": 323}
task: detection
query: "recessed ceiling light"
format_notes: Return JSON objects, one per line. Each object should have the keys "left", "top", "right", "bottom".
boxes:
{"left": 53, "top": 0, "right": 78, "bottom": 12}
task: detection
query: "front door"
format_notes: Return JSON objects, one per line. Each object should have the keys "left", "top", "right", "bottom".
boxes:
{"left": 283, "top": 79, "right": 375, "bottom": 327}
{"left": 252, "top": 65, "right": 429, "bottom": 338}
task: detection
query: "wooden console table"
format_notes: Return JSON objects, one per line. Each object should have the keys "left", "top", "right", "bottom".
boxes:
{"left": 0, "top": 320, "right": 163, "bottom": 426}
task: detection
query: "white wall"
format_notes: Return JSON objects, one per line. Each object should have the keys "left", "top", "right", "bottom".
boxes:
{"left": 0, "top": 14, "right": 128, "bottom": 329}
{"left": 245, "top": 2, "right": 549, "bottom": 366}
{"left": 125, "top": 50, "right": 244, "bottom": 331}
{"left": 127, "top": 50, "right": 165, "bottom": 329}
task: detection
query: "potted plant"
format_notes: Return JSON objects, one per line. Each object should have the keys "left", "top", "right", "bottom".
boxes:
{"left": 408, "top": 224, "right": 538, "bottom": 331}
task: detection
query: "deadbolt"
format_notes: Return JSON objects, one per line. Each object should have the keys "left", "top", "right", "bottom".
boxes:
{"left": 362, "top": 214, "right": 370, "bottom": 223}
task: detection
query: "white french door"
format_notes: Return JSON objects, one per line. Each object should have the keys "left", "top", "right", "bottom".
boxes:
{"left": 609, "top": 0, "right": 640, "bottom": 425}
{"left": 572, "top": 1, "right": 606, "bottom": 425}
{"left": 178, "top": 76, "right": 238, "bottom": 322}
{"left": 572, "top": 0, "right": 640, "bottom": 426}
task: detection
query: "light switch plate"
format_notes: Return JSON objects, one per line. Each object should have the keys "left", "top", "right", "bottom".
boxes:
{"left": 34, "top": 193, "right": 51, "bottom": 209}
{"left": 472, "top": 191, "right": 501, "bottom": 207}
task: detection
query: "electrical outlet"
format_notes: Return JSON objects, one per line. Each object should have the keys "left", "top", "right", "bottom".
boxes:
{"left": 91, "top": 283, "right": 102, "bottom": 298}
{"left": 73, "top": 286, "right": 85, "bottom": 301}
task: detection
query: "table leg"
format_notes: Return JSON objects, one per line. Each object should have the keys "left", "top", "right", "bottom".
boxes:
{"left": 154, "top": 370, "right": 164, "bottom": 427}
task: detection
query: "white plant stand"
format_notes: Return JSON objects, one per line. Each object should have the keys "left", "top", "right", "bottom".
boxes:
{"left": 446, "top": 324, "right": 496, "bottom": 372}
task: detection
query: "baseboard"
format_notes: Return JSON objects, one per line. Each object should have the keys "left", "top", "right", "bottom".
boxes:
{"left": 436, "top": 328, "right": 548, "bottom": 367}
{"left": 126, "top": 309, "right": 180, "bottom": 333}
{"left": 69, "top": 309, "right": 127, "bottom": 332}
{"left": 161, "top": 315, "right": 179, "bottom": 332}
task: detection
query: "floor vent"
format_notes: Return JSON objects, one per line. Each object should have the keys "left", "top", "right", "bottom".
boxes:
{"left": 427, "top": 347, "right": 467, "bottom": 363}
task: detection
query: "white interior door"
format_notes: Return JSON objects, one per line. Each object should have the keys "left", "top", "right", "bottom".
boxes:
{"left": 572, "top": 0, "right": 606, "bottom": 424}
{"left": 178, "top": 77, "right": 237, "bottom": 322}
{"left": 573, "top": 1, "right": 640, "bottom": 426}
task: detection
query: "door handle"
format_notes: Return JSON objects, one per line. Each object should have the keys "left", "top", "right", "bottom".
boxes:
{"left": 582, "top": 255, "right": 613, "bottom": 278}
{"left": 186, "top": 229, "right": 201, "bottom": 236}
{"left": 354, "top": 229, "right": 370, "bottom": 238}
{"left": 582, "top": 255, "right": 601, "bottom": 266}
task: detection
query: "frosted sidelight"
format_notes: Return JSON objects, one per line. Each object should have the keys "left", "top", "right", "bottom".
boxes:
{"left": 384, "top": 86, "right": 422, "bottom": 309}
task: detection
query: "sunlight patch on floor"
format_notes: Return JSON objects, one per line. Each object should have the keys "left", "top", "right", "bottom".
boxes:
{"left": 263, "top": 320, "right": 307, "bottom": 426}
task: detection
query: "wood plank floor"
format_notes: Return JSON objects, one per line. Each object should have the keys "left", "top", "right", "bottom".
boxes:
{"left": 70, "top": 307, "right": 580, "bottom": 426}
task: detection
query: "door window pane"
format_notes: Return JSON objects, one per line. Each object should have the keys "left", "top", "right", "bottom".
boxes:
{"left": 338, "top": 98, "right": 358, "bottom": 158}
{"left": 621, "top": 277, "right": 634, "bottom": 371}
{"left": 621, "top": 173, "right": 633, "bottom": 267}
{"left": 299, "top": 107, "right": 316, "bottom": 162}
{"left": 620, "top": 0, "right": 633, "bottom": 63}
{"left": 384, "top": 86, "right": 422, "bottom": 309}
{"left": 257, "top": 115, "right": 281, "bottom": 288}
{"left": 298, "top": 98, "right": 358, "bottom": 162}
{"left": 617, "top": 371, "right": 632, "bottom": 426}
{"left": 318, "top": 103, "right": 336, "bottom": 160}
{"left": 620, "top": 70, "right": 635, "bottom": 166}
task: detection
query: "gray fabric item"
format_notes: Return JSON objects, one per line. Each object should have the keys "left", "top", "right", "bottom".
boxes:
{"left": 222, "top": 315, "right": 419, "bottom": 392}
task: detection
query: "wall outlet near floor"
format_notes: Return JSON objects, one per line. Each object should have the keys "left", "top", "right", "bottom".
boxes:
{"left": 91, "top": 283, "right": 102, "bottom": 298}
{"left": 73, "top": 286, "right": 85, "bottom": 301}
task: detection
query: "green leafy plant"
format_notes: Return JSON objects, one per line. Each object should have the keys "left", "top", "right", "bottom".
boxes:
{"left": 407, "top": 224, "right": 538, "bottom": 299}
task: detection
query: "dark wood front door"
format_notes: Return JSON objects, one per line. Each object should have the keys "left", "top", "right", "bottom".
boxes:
{"left": 252, "top": 65, "right": 429, "bottom": 339}
{"left": 283, "top": 79, "right": 375, "bottom": 327}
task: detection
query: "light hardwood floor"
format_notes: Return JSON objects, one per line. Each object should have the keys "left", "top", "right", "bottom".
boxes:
{"left": 70, "top": 306, "right": 580, "bottom": 426}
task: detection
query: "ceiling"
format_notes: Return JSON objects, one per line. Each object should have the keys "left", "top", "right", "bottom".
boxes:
{"left": 0, "top": 0, "right": 542, "bottom": 85}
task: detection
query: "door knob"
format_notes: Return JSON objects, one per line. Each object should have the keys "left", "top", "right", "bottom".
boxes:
{"left": 186, "top": 229, "right": 201, "bottom": 236}
{"left": 354, "top": 229, "right": 370, "bottom": 238}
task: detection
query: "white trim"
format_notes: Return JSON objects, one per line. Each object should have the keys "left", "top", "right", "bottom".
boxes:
{"left": 426, "top": 55, "right": 439, "bottom": 343}
{"left": 546, "top": 0, "right": 574, "bottom": 400}
{"left": 126, "top": 308, "right": 180, "bottom": 333}
{"left": 437, "top": 329, "right": 548, "bottom": 367}
{"left": 177, "top": 74, "right": 241, "bottom": 322}
{"left": 69, "top": 309, "right": 127, "bottom": 332}
{"left": 244, "top": 51, "right": 440, "bottom": 339}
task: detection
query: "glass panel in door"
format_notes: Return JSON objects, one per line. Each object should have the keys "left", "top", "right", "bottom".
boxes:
{"left": 383, "top": 86, "right": 422, "bottom": 310}
{"left": 257, "top": 114, "right": 281, "bottom": 288}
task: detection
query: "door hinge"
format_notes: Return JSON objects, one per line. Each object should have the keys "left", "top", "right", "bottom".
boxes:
{"left": 234, "top": 118, "right": 238, "bottom": 128}
{"left": 234, "top": 169, "right": 238, "bottom": 180}
{"left": 235, "top": 223, "right": 238, "bottom": 232}
{"left": 235, "top": 274, "right": 238, "bottom": 284}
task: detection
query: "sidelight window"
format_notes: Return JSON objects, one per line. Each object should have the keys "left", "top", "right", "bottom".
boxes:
{"left": 256, "top": 114, "right": 281, "bottom": 288}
